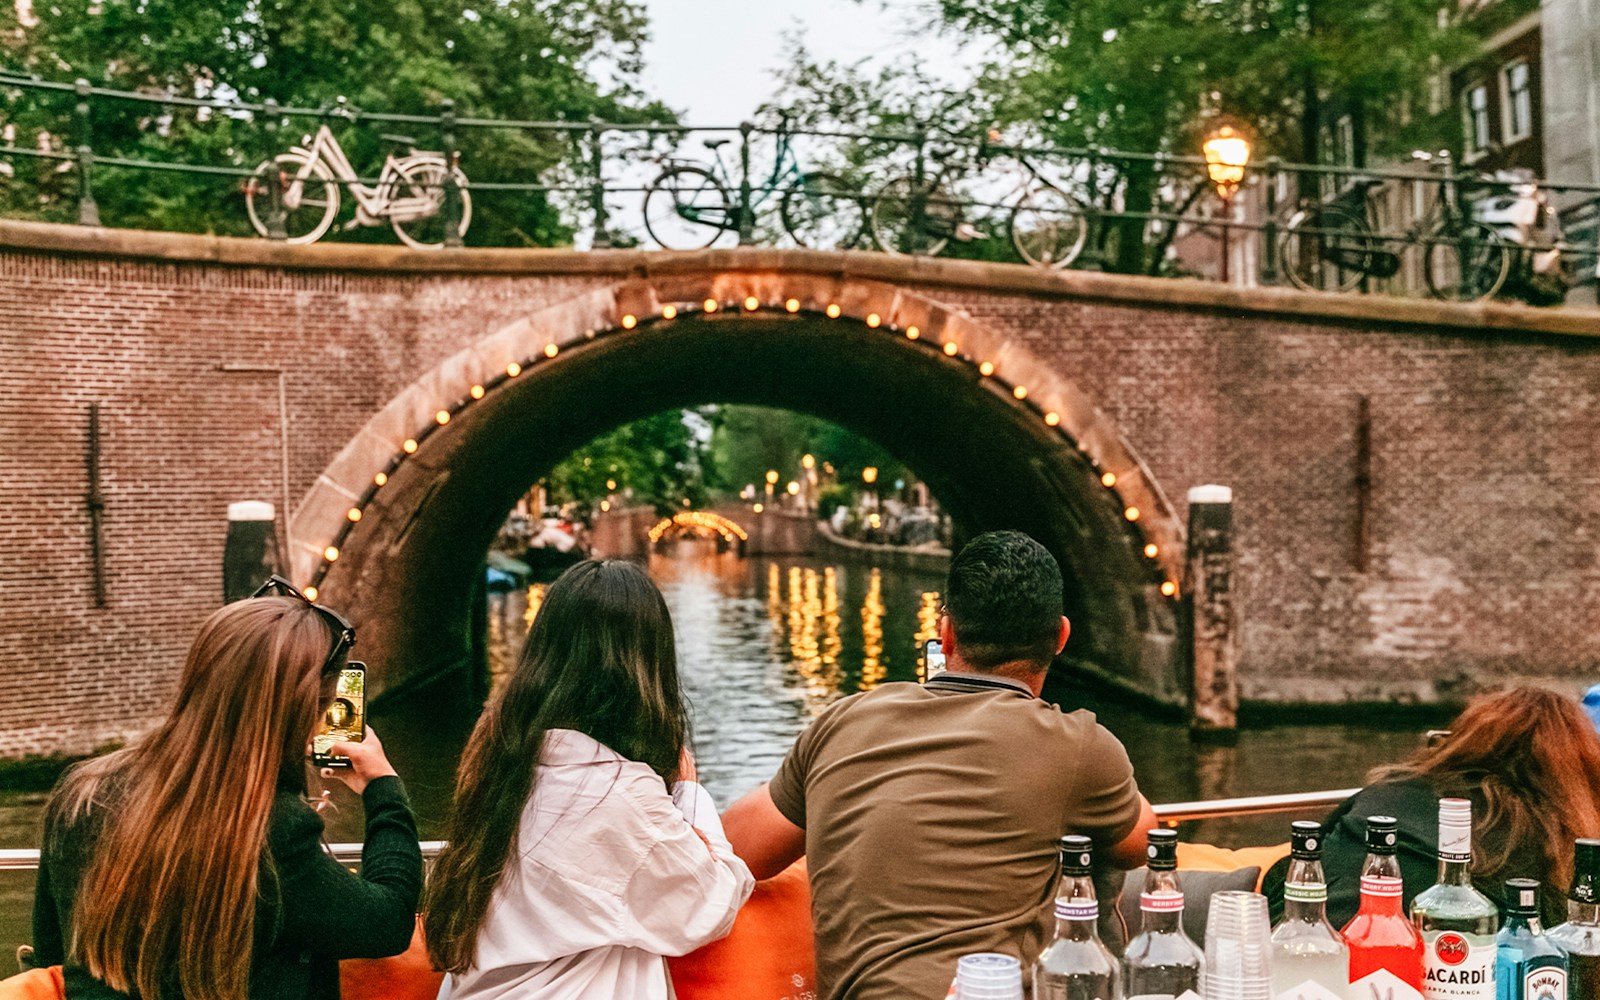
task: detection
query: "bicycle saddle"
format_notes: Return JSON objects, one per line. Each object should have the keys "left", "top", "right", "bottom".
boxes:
{"left": 702, "top": 138, "right": 731, "bottom": 150}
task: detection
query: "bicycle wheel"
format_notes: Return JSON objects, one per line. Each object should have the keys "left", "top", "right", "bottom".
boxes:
{"left": 1424, "top": 221, "right": 1510, "bottom": 302}
{"left": 870, "top": 173, "right": 957, "bottom": 256}
{"left": 1010, "top": 185, "right": 1089, "bottom": 268}
{"left": 245, "top": 152, "right": 339, "bottom": 244}
{"left": 781, "top": 172, "right": 864, "bottom": 250}
{"left": 1278, "top": 205, "right": 1371, "bottom": 293}
{"left": 386, "top": 158, "right": 473, "bottom": 250}
{"left": 643, "top": 164, "right": 732, "bottom": 250}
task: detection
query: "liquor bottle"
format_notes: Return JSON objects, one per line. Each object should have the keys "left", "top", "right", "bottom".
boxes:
{"left": 1547, "top": 840, "right": 1600, "bottom": 1000}
{"left": 1413, "top": 799, "right": 1499, "bottom": 1000}
{"left": 1034, "top": 835, "right": 1121, "bottom": 1000}
{"left": 1271, "top": 820, "right": 1349, "bottom": 1000}
{"left": 1123, "top": 829, "right": 1203, "bottom": 1000}
{"left": 1342, "top": 815, "right": 1425, "bottom": 1000}
{"left": 1496, "top": 878, "right": 1567, "bottom": 1000}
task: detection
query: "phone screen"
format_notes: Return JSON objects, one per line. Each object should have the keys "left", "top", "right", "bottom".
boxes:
{"left": 312, "top": 662, "right": 365, "bottom": 768}
{"left": 922, "top": 639, "right": 946, "bottom": 682}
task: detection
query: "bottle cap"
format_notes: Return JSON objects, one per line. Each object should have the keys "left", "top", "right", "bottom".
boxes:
{"left": 1147, "top": 828, "right": 1178, "bottom": 871}
{"left": 1059, "top": 835, "right": 1094, "bottom": 876}
{"left": 1437, "top": 798, "right": 1472, "bottom": 861}
{"left": 1506, "top": 877, "right": 1540, "bottom": 915}
{"left": 1290, "top": 820, "right": 1323, "bottom": 860}
{"left": 1572, "top": 839, "right": 1600, "bottom": 904}
{"left": 1365, "top": 815, "right": 1398, "bottom": 855}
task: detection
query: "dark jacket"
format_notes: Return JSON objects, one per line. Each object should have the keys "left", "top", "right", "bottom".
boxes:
{"left": 1262, "top": 777, "right": 1557, "bottom": 928}
{"left": 32, "top": 774, "right": 423, "bottom": 1000}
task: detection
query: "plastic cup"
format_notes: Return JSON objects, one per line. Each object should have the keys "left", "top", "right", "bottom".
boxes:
{"left": 953, "top": 953, "right": 1023, "bottom": 1000}
{"left": 1204, "top": 891, "right": 1273, "bottom": 993}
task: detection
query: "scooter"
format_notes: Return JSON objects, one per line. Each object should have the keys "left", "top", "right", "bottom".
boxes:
{"left": 1472, "top": 170, "right": 1571, "bottom": 305}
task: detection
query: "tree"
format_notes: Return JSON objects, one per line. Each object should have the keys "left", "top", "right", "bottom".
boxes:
{"left": 0, "top": 0, "right": 673, "bottom": 244}
{"left": 706, "top": 405, "right": 905, "bottom": 500}
{"left": 544, "top": 409, "right": 709, "bottom": 515}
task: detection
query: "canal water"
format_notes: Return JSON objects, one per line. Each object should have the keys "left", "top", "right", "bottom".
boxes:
{"left": 0, "top": 546, "right": 1426, "bottom": 963}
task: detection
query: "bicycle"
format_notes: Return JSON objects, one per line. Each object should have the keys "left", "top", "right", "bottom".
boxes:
{"left": 245, "top": 102, "right": 471, "bottom": 249}
{"left": 867, "top": 135, "right": 1090, "bottom": 268}
{"left": 641, "top": 117, "right": 861, "bottom": 251}
{"left": 1278, "top": 151, "right": 1509, "bottom": 301}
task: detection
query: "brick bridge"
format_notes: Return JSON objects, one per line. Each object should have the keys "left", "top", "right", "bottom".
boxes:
{"left": 4, "top": 219, "right": 1599, "bottom": 758}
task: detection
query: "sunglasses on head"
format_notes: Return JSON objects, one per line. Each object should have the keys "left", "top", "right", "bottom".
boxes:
{"left": 251, "top": 575, "right": 357, "bottom": 675}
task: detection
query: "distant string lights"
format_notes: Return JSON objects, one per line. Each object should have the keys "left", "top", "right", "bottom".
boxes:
{"left": 306, "top": 292, "right": 1179, "bottom": 601}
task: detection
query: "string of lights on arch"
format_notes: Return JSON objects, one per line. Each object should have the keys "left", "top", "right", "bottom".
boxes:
{"left": 300, "top": 294, "right": 1181, "bottom": 603}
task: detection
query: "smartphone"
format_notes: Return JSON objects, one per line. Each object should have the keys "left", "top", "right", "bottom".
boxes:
{"left": 922, "top": 639, "right": 946, "bottom": 682}
{"left": 312, "top": 662, "right": 365, "bottom": 768}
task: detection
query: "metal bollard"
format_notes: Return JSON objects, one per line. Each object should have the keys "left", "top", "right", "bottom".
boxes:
{"left": 439, "top": 99, "right": 463, "bottom": 248}
{"left": 260, "top": 99, "right": 288, "bottom": 240}
{"left": 73, "top": 78, "right": 99, "bottom": 227}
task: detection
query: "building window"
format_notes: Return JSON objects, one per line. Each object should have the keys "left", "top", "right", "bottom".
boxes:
{"left": 1463, "top": 82, "right": 1492, "bottom": 156}
{"left": 1502, "top": 60, "right": 1533, "bottom": 143}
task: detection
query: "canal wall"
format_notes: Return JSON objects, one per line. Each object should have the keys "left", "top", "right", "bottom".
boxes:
{"left": 813, "top": 521, "right": 952, "bottom": 574}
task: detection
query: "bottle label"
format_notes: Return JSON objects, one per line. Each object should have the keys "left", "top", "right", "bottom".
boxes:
{"left": 1140, "top": 891, "right": 1185, "bottom": 912}
{"left": 1352, "top": 968, "right": 1425, "bottom": 1000}
{"left": 1274, "top": 981, "right": 1344, "bottom": 1000}
{"left": 1284, "top": 881, "right": 1328, "bottom": 903}
{"left": 1422, "top": 930, "right": 1494, "bottom": 1000}
{"left": 1055, "top": 899, "right": 1100, "bottom": 921}
{"left": 1360, "top": 875, "right": 1404, "bottom": 898}
{"left": 1525, "top": 966, "right": 1567, "bottom": 1000}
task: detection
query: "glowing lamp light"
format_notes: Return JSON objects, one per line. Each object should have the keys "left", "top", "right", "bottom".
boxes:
{"left": 753, "top": 502, "right": 765, "bottom": 513}
{"left": 786, "top": 481, "right": 800, "bottom": 495}
{"left": 979, "top": 361, "right": 995, "bottom": 377}
{"left": 1124, "top": 506, "right": 1141, "bottom": 522}
{"left": 862, "top": 466, "right": 879, "bottom": 485}
{"left": 906, "top": 325, "right": 920, "bottom": 340}
{"left": 435, "top": 410, "right": 450, "bottom": 425}
{"left": 766, "top": 469, "right": 780, "bottom": 485}
{"left": 743, "top": 296, "right": 760, "bottom": 311}
{"left": 1101, "top": 472, "right": 1118, "bottom": 488}
{"left": 1161, "top": 580, "right": 1179, "bottom": 597}
{"left": 801, "top": 453, "right": 815, "bottom": 470}
{"left": 402, "top": 438, "right": 418, "bottom": 454}
{"left": 943, "top": 342, "right": 959, "bottom": 356}
{"left": 544, "top": 343, "right": 559, "bottom": 359}
{"left": 303, "top": 586, "right": 319, "bottom": 602}
{"left": 1202, "top": 123, "right": 1252, "bottom": 200}
{"left": 1044, "top": 411, "right": 1061, "bottom": 426}
{"left": 600, "top": 500, "right": 611, "bottom": 512}
{"left": 866, "top": 312, "right": 881, "bottom": 328}
{"left": 826, "top": 303, "right": 841, "bottom": 318}
{"left": 868, "top": 512, "right": 882, "bottom": 529}
{"left": 347, "top": 508, "right": 362, "bottom": 523}
{"left": 470, "top": 384, "right": 485, "bottom": 399}
{"left": 1013, "top": 385, "right": 1028, "bottom": 400}
{"left": 662, "top": 305, "right": 678, "bottom": 320}
{"left": 506, "top": 362, "right": 521, "bottom": 377}
{"left": 323, "top": 545, "right": 340, "bottom": 562}
{"left": 621, "top": 314, "right": 637, "bottom": 329}
{"left": 373, "top": 472, "right": 388, "bottom": 487}
{"left": 785, "top": 298, "right": 800, "bottom": 313}
{"left": 704, "top": 298, "right": 719, "bottom": 313}
{"left": 1144, "top": 543, "right": 1160, "bottom": 558}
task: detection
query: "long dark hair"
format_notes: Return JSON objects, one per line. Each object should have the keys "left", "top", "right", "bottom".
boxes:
{"left": 424, "top": 559, "right": 689, "bottom": 973}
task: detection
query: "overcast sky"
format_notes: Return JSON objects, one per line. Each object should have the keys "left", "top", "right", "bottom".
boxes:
{"left": 638, "top": 0, "right": 978, "bottom": 124}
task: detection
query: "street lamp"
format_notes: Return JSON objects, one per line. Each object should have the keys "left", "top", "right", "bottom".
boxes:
{"left": 1202, "top": 122, "right": 1252, "bottom": 284}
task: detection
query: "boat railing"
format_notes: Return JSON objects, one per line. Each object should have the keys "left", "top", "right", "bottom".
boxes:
{"left": 0, "top": 787, "right": 1356, "bottom": 872}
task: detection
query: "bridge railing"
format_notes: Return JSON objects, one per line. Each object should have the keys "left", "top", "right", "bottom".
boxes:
{"left": 2, "top": 71, "right": 1597, "bottom": 302}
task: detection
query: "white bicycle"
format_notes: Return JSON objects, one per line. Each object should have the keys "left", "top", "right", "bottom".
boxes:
{"left": 245, "top": 118, "right": 471, "bottom": 249}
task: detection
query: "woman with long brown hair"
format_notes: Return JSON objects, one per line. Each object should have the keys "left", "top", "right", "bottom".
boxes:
{"left": 31, "top": 587, "right": 422, "bottom": 1000}
{"left": 1264, "top": 685, "right": 1600, "bottom": 926}
{"left": 424, "top": 559, "right": 753, "bottom": 1000}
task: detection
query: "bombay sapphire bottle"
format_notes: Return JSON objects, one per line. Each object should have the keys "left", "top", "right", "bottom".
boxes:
{"left": 1123, "top": 829, "right": 1203, "bottom": 1000}
{"left": 1548, "top": 840, "right": 1600, "bottom": 1000}
{"left": 1496, "top": 878, "right": 1567, "bottom": 1000}
{"left": 1413, "top": 799, "right": 1499, "bottom": 1000}
{"left": 1034, "top": 835, "right": 1120, "bottom": 1000}
{"left": 1270, "top": 820, "right": 1348, "bottom": 1000}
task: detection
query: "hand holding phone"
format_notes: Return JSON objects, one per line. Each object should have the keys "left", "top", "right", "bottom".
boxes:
{"left": 320, "top": 726, "right": 398, "bottom": 796}
{"left": 312, "top": 662, "right": 366, "bottom": 769}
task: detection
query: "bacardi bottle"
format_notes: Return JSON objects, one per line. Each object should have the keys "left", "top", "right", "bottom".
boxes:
{"left": 1547, "top": 840, "right": 1600, "bottom": 1000}
{"left": 1496, "top": 878, "right": 1567, "bottom": 1000}
{"left": 1271, "top": 820, "right": 1349, "bottom": 1000}
{"left": 1342, "top": 815, "right": 1425, "bottom": 1000}
{"left": 1413, "top": 799, "right": 1499, "bottom": 1000}
{"left": 1123, "top": 829, "right": 1203, "bottom": 1000}
{"left": 1035, "top": 835, "right": 1121, "bottom": 1000}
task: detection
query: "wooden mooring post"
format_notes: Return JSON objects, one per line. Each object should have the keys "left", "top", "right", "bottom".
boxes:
{"left": 1186, "top": 484, "right": 1237, "bottom": 739}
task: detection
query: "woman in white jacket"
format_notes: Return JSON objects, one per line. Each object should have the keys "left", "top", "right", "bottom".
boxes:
{"left": 425, "top": 560, "right": 754, "bottom": 1000}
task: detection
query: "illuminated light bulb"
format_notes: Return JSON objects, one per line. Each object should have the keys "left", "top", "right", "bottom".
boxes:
{"left": 1161, "top": 580, "right": 1179, "bottom": 597}
{"left": 943, "top": 341, "right": 959, "bottom": 356}
{"left": 1101, "top": 472, "right": 1118, "bottom": 488}
{"left": 373, "top": 472, "right": 388, "bottom": 487}
{"left": 1044, "top": 411, "right": 1061, "bottom": 426}
{"left": 785, "top": 298, "right": 800, "bottom": 313}
{"left": 826, "top": 303, "right": 841, "bottom": 318}
{"left": 801, "top": 453, "right": 815, "bottom": 469}
{"left": 621, "top": 314, "right": 637, "bottom": 329}
{"left": 866, "top": 312, "right": 881, "bottom": 328}
{"left": 347, "top": 508, "right": 362, "bottom": 523}
{"left": 906, "top": 325, "right": 920, "bottom": 340}
{"left": 765, "top": 470, "right": 779, "bottom": 485}
{"left": 606, "top": 479, "right": 617, "bottom": 491}
{"left": 470, "top": 384, "right": 485, "bottom": 399}
{"left": 600, "top": 500, "right": 611, "bottom": 512}
{"left": 743, "top": 296, "right": 760, "bottom": 311}
{"left": 544, "top": 343, "right": 559, "bottom": 358}
{"left": 753, "top": 502, "right": 765, "bottom": 513}
{"left": 506, "top": 362, "right": 521, "bottom": 377}
{"left": 662, "top": 304, "right": 678, "bottom": 320}
{"left": 1013, "top": 385, "right": 1028, "bottom": 400}
{"left": 402, "top": 438, "right": 418, "bottom": 454}
{"left": 1144, "top": 543, "right": 1160, "bottom": 558}
{"left": 978, "top": 361, "right": 995, "bottom": 377}
{"left": 303, "top": 586, "right": 319, "bottom": 602}
{"left": 786, "top": 481, "right": 800, "bottom": 495}
{"left": 435, "top": 410, "right": 450, "bottom": 425}
{"left": 323, "top": 545, "right": 340, "bottom": 562}
{"left": 703, "top": 298, "right": 719, "bottom": 313}
{"left": 1124, "top": 506, "right": 1141, "bottom": 522}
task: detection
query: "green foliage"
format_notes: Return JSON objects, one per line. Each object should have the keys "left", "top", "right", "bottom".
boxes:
{"left": 706, "top": 405, "right": 904, "bottom": 498}
{"left": 544, "top": 409, "right": 708, "bottom": 515}
{"left": 0, "top": 0, "right": 673, "bottom": 243}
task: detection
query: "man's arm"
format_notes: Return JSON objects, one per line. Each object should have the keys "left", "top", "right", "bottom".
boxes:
{"left": 1103, "top": 794, "right": 1158, "bottom": 870}
{"left": 722, "top": 782, "right": 806, "bottom": 880}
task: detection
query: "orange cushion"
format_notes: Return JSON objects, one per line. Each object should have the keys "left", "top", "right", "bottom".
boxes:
{"left": 1178, "top": 842, "right": 1292, "bottom": 890}
{"left": 339, "top": 917, "right": 443, "bottom": 1000}
{"left": 668, "top": 859, "right": 817, "bottom": 1000}
{"left": 0, "top": 967, "right": 65, "bottom": 1000}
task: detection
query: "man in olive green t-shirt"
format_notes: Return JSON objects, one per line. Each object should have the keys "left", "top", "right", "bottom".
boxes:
{"left": 724, "top": 530, "right": 1155, "bottom": 1000}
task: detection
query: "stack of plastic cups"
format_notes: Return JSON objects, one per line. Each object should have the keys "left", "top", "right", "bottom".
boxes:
{"left": 1205, "top": 891, "right": 1274, "bottom": 1000}
{"left": 950, "top": 953, "right": 1025, "bottom": 1000}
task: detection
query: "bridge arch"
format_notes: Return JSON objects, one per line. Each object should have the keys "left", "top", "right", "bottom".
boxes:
{"left": 649, "top": 511, "right": 750, "bottom": 546}
{"left": 291, "top": 271, "right": 1187, "bottom": 701}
